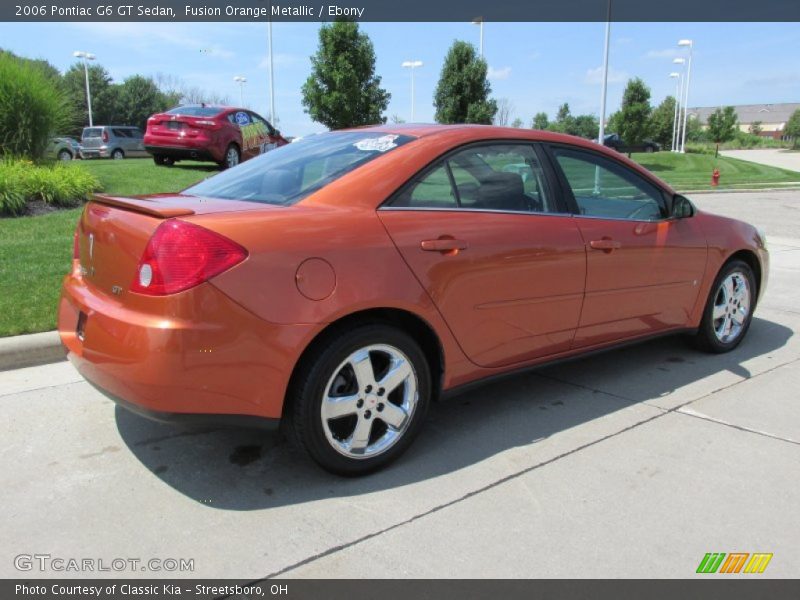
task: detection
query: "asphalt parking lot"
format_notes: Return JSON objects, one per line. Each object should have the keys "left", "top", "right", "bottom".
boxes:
{"left": 1, "top": 190, "right": 798, "bottom": 579}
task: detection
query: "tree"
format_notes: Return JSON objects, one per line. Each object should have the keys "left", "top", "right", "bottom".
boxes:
{"left": 494, "top": 98, "right": 513, "bottom": 126}
{"left": 511, "top": 117, "right": 523, "bottom": 128}
{"left": 62, "top": 62, "right": 118, "bottom": 133}
{"left": 547, "top": 103, "right": 575, "bottom": 134}
{"left": 301, "top": 21, "right": 390, "bottom": 130}
{"left": 115, "top": 75, "right": 171, "bottom": 131}
{"left": 707, "top": 106, "right": 738, "bottom": 155}
{"left": 531, "top": 112, "right": 548, "bottom": 130}
{"left": 649, "top": 96, "right": 677, "bottom": 148}
{"left": 434, "top": 41, "right": 496, "bottom": 124}
{"left": 617, "top": 77, "right": 652, "bottom": 145}
{"left": 0, "top": 52, "right": 73, "bottom": 158}
{"left": 786, "top": 109, "right": 800, "bottom": 149}
{"left": 573, "top": 115, "right": 599, "bottom": 140}
{"left": 749, "top": 121, "right": 763, "bottom": 136}
{"left": 390, "top": 114, "right": 406, "bottom": 124}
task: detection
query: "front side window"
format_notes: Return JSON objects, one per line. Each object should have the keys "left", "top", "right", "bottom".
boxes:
{"left": 552, "top": 147, "right": 666, "bottom": 221}
{"left": 390, "top": 144, "right": 553, "bottom": 213}
{"left": 183, "top": 132, "right": 414, "bottom": 206}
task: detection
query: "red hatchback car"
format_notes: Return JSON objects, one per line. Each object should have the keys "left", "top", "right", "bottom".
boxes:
{"left": 144, "top": 104, "right": 288, "bottom": 169}
{"left": 60, "top": 125, "right": 768, "bottom": 476}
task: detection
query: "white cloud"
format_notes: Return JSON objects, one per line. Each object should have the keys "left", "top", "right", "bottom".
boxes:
{"left": 644, "top": 48, "right": 680, "bottom": 59}
{"left": 584, "top": 66, "right": 628, "bottom": 85}
{"left": 487, "top": 66, "right": 512, "bottom": 80}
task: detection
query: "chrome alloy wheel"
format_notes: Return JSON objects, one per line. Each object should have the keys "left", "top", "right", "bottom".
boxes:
{"left": 321, "top": 344, "right": 418, "bottom": 459}
{"left": 712, "top": 272, "right": 751, "bottom": 343}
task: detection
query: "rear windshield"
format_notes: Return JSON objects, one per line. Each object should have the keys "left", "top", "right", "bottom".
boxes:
{"left": 82, "top": 128, "right": 102, "bottom": 139}
{"left": 183, "top": 132, "right": 414, "bottom": 206}
{"left": 166, "top": 106, "right": 223, "bottom": 117}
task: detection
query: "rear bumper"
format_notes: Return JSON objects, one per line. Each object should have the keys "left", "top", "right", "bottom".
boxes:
{"left": 58, "top": 269, "right": 317, "bottom": 422}
{"left": 81, "top": 147, "right": 109, "bottom": 159}
{"left": 144, "top": 142, "right": 222, "bottom": 163}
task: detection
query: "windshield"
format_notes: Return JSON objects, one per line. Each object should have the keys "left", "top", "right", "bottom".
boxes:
{"left": 167, "top": 106, "right": 224, "bottom": 117}
{"left": 183, "top": 131, "right": 414, "bottom": 206}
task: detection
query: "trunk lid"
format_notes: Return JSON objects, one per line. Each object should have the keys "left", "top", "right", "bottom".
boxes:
{"left": 78, "top": 194, "right": 276, "bottom": 299}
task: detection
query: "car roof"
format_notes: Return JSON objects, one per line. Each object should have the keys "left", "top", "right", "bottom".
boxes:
{"left": 337, "top": 123, "right": 674, "bottom": 194}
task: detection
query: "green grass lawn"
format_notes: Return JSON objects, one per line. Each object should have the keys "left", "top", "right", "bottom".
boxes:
{"left": 1, "top": 152, "right": 799, "bottom": 337}
{"left": 632, "top": 152, "right": 800, "bottom": 190}
{"left": 80, "top": 158, "right": 217, "bottom": 196}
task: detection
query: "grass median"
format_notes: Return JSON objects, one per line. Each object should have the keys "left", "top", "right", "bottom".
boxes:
{"left": 1, "top": 152, "right": 799, "bottom": 337}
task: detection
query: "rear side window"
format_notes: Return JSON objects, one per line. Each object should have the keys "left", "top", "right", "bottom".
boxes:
{"left": 166, "top": 106, "right": 223, "bottom": 117}
{"left": 112, "top": 128, "right": 129, "bottom": 138}
{"left": 390, "top": 144, "right": 554, "bottom": 213}
{"left": 82, "top": 128, "right": 102, "bottom": 139}
{"left": 183, "top": 132, "right": 414, "bottom": 206}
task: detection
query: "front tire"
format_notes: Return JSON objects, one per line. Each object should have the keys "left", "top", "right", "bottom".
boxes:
{"left": 694, "top": 259, "right": 756, "bottom": 353}
{"left": 288, "top": 323, "right": 431, "bottom": 476}
{"left": 57, "top": 149, "right": 72, "bottom": 161}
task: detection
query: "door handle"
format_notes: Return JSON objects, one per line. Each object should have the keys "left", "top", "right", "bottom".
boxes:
{"left": 589, "top": 239, "right": 622, "bottom": 253}
{"left": 420, "top": 238, "right": 468, "bottom": 255}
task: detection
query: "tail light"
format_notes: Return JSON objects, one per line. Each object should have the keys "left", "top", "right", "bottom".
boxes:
{"left": 130, "top": 220, "right": 247, "bottom": 296}
{"left": 194, "top": 119, "right": 222, "bottom": 130}
{"left": 102, "top": 129, "right": 109, "bottom": 143}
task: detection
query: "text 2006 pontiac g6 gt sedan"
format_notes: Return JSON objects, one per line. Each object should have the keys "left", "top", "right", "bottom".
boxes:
{"left": 59, "top": 125, "right": 768, "bottom": 475}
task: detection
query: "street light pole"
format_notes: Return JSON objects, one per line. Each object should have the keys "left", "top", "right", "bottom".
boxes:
{"left": 401, "top": 61, "right": 423, "bottom": 121}
{"left": 472, "top": 17, "right": 484, "bottom": 57}
{"left": 73, "top": 51, "right": 96, "bottom": 127}
{"left": 597, "top": 0, "right": 612, "bottom": 144}
{"left": 268, "top": 20, "right": 276, "bottom": 125}
{"left": 233, "top": 76, "right": 247, "bottom": 106}
{"left": 678, "top": 39, "right": 694, "bottom": 153}
{"left": 672, "top": 58, "right": 686, "bottom": 153}
{"left": 669, "top": 72, "right": 681, "bottom": 152}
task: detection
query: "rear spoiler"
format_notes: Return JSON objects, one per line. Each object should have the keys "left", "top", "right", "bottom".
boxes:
{"left": 90, "top": 194, "right": 195, "bottom": 218}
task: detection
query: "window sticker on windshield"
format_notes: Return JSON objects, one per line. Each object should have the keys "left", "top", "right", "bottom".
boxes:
{"left": 354, "top": 134, "right": 399, "bottom": 152}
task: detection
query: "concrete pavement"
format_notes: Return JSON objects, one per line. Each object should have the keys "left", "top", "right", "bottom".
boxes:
{"left": 1, "top": 190, "right": 799, "bottom": 579}
{"left": 722, "top": 148, "right": 800, "bottom": 173}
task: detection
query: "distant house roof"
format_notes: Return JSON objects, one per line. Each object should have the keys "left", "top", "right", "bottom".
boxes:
{"left": 688, "top": 103, "right": 800, "bottom": 125}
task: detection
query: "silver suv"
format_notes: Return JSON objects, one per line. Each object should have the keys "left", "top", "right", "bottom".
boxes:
{"left": 80, "top": 126, "right": 147, "bottom": 159}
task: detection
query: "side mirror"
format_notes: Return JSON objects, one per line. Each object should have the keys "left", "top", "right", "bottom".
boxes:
{"left": 672, "top": 194, "right": 695, "bottom": 219}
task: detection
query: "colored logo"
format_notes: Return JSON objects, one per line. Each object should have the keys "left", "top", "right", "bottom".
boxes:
{"left": 696, "top": 552, "right": 773, "bottom": 574}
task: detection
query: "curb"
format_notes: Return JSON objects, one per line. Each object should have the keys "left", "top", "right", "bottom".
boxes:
{"left": 682, "top": 185, "right": 800, "bottom": 195}
{"left": 0, "top": 331, "right": 65, "bottom": 372}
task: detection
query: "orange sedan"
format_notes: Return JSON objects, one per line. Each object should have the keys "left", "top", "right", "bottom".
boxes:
{"left": 59, "top": 125, "right": 769, "bottom": 475}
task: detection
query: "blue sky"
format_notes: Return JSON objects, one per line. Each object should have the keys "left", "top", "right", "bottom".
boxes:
{"left": 1, "top": 21, "right": 798, "bottom": 136}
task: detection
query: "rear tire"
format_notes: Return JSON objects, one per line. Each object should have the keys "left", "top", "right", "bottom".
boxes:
{"left": 287, "top": 323, "right": 431, "bottom": 476}
{"left": 111, "top": 149, "right": 124, "bottom": 160}
{"left": 693, "top": 259, "right": 756, "bottom": 353}
{"left": 153, "top": 155, "right": 174, "bottom": 167}
{"left": 221, "top": 144, "right": 240, "bottom": 169}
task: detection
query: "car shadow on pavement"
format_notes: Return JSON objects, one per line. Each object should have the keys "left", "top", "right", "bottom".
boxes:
{"left": 114, "top": 316, "right": 792, "bottom": 511}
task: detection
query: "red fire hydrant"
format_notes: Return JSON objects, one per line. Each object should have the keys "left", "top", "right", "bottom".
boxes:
{"left": 711, "top": 168, "right": 721, "bottom": 187}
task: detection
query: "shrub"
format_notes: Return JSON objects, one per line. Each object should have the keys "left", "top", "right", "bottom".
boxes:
{"left": 0, "top": 157, "right": 101, "bottom": 215}
{"left": 0, "top": 52, "right": 74, "bottom": 159}
{"left": 0, "top": 161, "right": 26, "bottom": 215}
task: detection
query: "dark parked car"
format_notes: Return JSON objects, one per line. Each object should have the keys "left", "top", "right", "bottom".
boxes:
{"left": 604, "top": 133, "right": 660, "bottom": 153}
